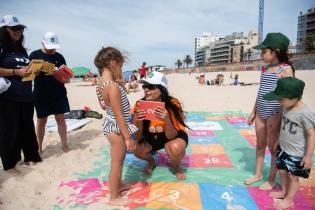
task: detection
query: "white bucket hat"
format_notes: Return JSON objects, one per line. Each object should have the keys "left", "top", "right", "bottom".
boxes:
{"left": 139, "top": 71, "right": 168, "bottom": 89}
{"left": 0, "top": 15, "right": 26, "bottom": 28}
{"left": 42, "top": 32, "right": 60, "bottom": 50}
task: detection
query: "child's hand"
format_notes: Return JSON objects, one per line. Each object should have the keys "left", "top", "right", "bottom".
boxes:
{"left": 125, "top": 138, "right": 136, "bottom": 152}
{"left": 154, "top": 106, "right": 169, "bottom": 120}
{"left": 247, "top": 111, "right": 256, "bottom": 125}
{"left": 135, "top": 110, "right": 146, "bottom": 121}
{"left": 301, "top": 155, "right": 313, "bottom": 169}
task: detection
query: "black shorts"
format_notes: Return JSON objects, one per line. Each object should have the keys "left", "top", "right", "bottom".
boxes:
{"left": 141, "top": 130, "right": 188, "bottom": 152}
{"left": 35, "top": 97, "right": 70, "bottom": 118}
{"left": 276, "top": 146, "right": 311, "bottom": 179}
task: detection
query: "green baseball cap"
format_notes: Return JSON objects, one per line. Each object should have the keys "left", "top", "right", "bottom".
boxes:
{"left": 263, "top": 77, "right": 305, "bottom": 101}
{"left": 253, "top": 33, "right": 290, "bottom": 51}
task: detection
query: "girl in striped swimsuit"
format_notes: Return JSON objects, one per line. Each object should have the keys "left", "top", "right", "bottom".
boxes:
{"left": 244, "top": 33, "right": 294, "bottom": 190}
{"left": 95, "top": 47, "right": 138, "bottom": 206}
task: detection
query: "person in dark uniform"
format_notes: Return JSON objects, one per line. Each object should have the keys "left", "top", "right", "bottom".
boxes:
{"left": 0, "top": 15, "right": 41, "bottom": 170}
{"left": 29, "top": 32, "right": 70, "bottom": 153}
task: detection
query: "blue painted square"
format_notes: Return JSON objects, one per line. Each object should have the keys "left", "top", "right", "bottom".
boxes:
{"left": 232, "top": 123, "right": 255, "bottom": 129}
{"left": 124, "top": 153, "right": 158, "bottom": 168}
{"left": 185, "top": 115, "right": 205, "bottom": 122}
{"left": 189, "top": 136, "right": 219, "bottom": 144}
{"left": 199, "top": 183, "right": 258, "bottom": 210}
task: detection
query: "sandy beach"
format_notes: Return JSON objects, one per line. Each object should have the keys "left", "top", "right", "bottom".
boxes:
{"left": 0, "top": 70, "right": 315, "bottom": 209}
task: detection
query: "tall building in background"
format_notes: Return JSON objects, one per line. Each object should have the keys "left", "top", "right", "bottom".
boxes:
{"left": 297, "top": 7, "right": 315, "bottom": 52}
{"left": 195, "top": 33, "right": 219, "bottom": 66}
{"left": 195, "top": 29, "right": 259, "bottom": 66}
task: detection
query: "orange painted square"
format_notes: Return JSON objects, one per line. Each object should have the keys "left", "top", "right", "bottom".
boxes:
{"left": 191, "top": 144, "right": 225, "bottom": 155}
{"left": 146, "top": 182, "right": 202, "bottom": 210}
{"left": 239, "top": 129, "right": 256, "bottom": 136}
{"left": 205, "top": 116, "right": 225, "bottom": 120}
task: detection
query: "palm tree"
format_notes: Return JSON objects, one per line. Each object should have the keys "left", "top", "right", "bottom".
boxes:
{"left": 175, "top": 59, "right": 183, "bottom": 68}
{"left": 183, "top": 55, "right": 193, "bottom": 68}
{"left": 246, "top": 48, "right": 253, "bottom": 60}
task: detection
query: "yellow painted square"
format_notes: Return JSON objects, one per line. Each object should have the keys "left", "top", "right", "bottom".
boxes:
{"left": 239, "top": 129, "right": 256, "bottom": 136}
{"left": 146, "top": 182, "right": 202, "bottom": 210}
{"left": 191, "top": 144, "right": 225, "bottom": 155}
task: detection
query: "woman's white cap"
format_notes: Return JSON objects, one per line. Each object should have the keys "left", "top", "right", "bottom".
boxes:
{"left": 139, "top": 71, "right": 168, "bottom": 89}
{"left": 0, "top": 15, "right": 26, "bottom": 28}
{"left": 42, "top": 32, "right": 60, "bottom": 50}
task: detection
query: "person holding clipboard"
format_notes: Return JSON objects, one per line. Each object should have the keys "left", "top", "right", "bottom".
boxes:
{"left": 29, "top": 32, "right": 70, "bottom": 153}
{"left": 133, "top": 72, "right": 189, "bottom": 180}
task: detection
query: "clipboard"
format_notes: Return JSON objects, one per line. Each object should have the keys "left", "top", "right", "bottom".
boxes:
{"left": 137, "top": 100, "right": 165, "bottom": 121}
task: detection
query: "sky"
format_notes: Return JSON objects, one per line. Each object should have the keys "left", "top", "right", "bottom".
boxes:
{"left": 2, "top": 0, "right": 313, "bottom": 72}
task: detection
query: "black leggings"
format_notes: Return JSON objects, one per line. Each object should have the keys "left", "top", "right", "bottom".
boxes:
{"left": 0, "top": 101, "right": 41, "bottom": 170}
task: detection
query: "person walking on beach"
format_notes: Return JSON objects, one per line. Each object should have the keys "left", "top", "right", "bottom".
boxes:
{"left": 95, "top": 47, "right": 138, "bottom": 206}
{"left": 245, "top": 33, "right": 295, "bottom": 190}
{"left": 29, "top": 32, "right": 70, "bottom": 153}
{"left": 0, "top": 15, "right": 41, "bottom": 170}
{"left": 264, "top": 77, "right": 315, "bottom": 209}
{"left": 140, "top": 62, "right": 147, "bottom": 79}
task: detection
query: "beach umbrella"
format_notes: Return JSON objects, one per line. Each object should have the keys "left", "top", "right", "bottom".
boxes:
{"left": 71, "top": 67, "right": 91, "bottom": 77}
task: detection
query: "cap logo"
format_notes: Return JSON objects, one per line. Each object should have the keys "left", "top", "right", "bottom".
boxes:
{"left": 148, "top": 72, "right": 154, "bottom": 78}
{"left": 50, "top": 37, "right": 55, "bottom": 43}
{"left": 12, "top": 17, "right": 18, "bottom": 22}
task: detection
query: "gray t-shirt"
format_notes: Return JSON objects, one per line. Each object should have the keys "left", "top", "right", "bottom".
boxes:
{"left": 279, "top": 105, "right": 315, "bottom": 157}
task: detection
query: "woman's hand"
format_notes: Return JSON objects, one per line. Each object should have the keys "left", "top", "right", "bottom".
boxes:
{"left": 248, "top": 111, "right": 256, "bottom": 125}
{"left": 16, "top": 66, "right": 31, "bottom": 77}
{"left": 125, "top": 138, "right": 136, "bottom": 152}
{"left": 154, "top": 106, "right": 169, "bottom": 121}
{"left": 135, "top": 109, "right": 146, "bottom": 121}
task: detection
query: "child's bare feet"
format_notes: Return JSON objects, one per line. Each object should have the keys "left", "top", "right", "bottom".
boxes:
{"left": 269, "top": 191, "right": 286, "bottom": 199}
{"left": 119, "top": 182, "right": 133, "bottom": 193}
{"left": 109, "top": 196, "right": 129, "bottom": 206}
{"left": 274, "top": 197, "right": 294, "bottom": 209}
{"left": 259, "top": 181, "right": 276, "bottom": 191}
{"left": 244, "top": 175, "right": 263, "bottom": 185}
{"left": 62, "top": 145, "right": 70, "bottom": 153}
{"left": 25, "top": 161, "right": 37, "bottom": 166}
{"left": 174, "top": 167, "right": 186, "bottom": 180}
{"left": 143, "top": 162, "right": 157, "bottom": 175}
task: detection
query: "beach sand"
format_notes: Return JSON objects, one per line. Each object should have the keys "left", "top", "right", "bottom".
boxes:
{"left": 0, "top": 70, "right": 315, "bottom": 209}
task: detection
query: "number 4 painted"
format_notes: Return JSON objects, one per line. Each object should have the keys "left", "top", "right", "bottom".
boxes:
{"left": 221, "top": 191, "right": 233, "bottom": 203}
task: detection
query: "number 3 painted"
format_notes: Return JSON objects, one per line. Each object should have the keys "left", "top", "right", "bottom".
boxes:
{"left": 169, "top": 190, "right": 180, "bottom": 200}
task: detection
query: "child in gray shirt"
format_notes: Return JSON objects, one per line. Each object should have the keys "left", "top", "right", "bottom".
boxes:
{"left": 264, "top": 77, "right": 315, "bottom": 210}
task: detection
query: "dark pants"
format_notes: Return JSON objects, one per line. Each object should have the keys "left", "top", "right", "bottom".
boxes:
{"left": 0, "top": 100, "right": 41, "bottom": 170}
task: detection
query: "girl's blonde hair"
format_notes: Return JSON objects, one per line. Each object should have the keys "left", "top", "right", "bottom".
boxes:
{"left": 94, "top": 47, "right": 125, "bottom": 75}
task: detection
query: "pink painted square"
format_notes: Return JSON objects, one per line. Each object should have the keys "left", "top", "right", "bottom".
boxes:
{"left": 225, "top": 116, "right": 247, "bottom": 124}
{"left": 248, "top": 186, "right": 314, "bottom": 210}
{"left": 188, "top": 130, "right": 215, "bottom": 137}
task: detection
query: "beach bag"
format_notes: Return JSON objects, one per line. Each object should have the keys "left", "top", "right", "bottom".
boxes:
{"left": 0, "top": 77, "right": 11, "bottom": 94}
{"left": 64, "top": 110, "right": 86, "bottom": 119}
{"left": 85, "top": 111, "right": 103, "bottom": 119}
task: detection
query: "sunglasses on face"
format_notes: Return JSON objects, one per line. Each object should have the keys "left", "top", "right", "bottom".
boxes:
{"left": 9, "top": 26, "right": 24, "bottom": 33}
{"left": 142, "top": 84, "right": 158, "bottom": 90}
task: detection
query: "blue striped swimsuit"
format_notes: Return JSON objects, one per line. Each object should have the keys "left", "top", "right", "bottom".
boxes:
{"left": 96, "top": 80, "right": 138, "bottom": 136}
{"left": 256, "top": 65, "right": 288, "bottom": 119}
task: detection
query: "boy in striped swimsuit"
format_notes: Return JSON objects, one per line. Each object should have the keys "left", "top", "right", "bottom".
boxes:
{"left": 245, "top": 33, "right": 295, "bottom": 190}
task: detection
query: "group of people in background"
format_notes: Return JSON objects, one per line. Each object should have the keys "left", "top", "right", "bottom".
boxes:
{"left": 0, "top": 15, "right": 70, "bottom": 171}
{"left": 0, "top": 14, "right": 314, "bottom": 210}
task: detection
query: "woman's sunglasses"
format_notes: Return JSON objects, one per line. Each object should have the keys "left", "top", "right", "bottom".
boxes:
{"left": 9, "top": 26, "right": 25, "bottom": 33}
{"left": 142, "top": 84, "right": 158, "bottom": 90}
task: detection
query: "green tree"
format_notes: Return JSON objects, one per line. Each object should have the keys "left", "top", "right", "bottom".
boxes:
{"left": 305, "top": 36, "right": 315, "bottom": 52}
{"left": 183, "top": 55, "right": 193, "bottom": 68}
{"left": 246, "top": 48, "right": 253, "bottom": 60}
{"left": 175, "top": 59, "right": 183, "bottom": 68}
